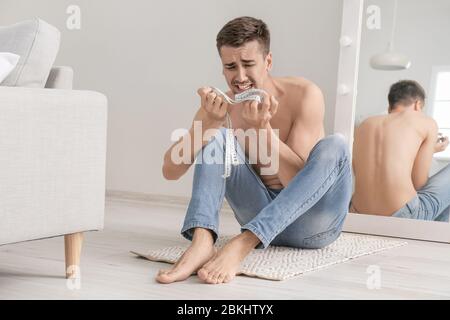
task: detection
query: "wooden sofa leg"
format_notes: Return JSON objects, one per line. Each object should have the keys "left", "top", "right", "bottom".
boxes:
{"left": 64, "top": 232, "right": 83, "bottom": 279}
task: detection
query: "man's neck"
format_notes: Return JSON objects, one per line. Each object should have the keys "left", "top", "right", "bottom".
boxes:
{"left": 389, "top": 105, "right": 420, "bottom": 114}
{"left": 261, "top": 76, "right": 279, "bottom": 97}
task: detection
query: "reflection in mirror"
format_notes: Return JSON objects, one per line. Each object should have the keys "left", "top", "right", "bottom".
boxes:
{"left": 349, "top": 0, "right": 450, "bottom": 222}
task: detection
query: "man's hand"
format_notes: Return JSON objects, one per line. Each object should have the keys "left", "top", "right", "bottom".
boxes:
{"left": 197, "top": 87, "right": 229, "bottom": 129}
{"left": 241, "top": 92, "right": 279, "bottom": 129}
{"left": 435, "top": 134, "right": 449, "bottom": 153}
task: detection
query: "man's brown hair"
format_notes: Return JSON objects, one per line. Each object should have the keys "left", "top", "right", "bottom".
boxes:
{"left": 388, "top": 80, "right": 426, "bottom": 111}
{"left": 216, "top": 16, "right": 270, "bottom": 57}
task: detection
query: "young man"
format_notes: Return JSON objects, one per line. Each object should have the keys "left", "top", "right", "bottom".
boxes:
{"left": 157, "top": 17, "right": 351, "bottom": 284}
{"left": 351, "top": 80, "right": 450, "bottom": 221}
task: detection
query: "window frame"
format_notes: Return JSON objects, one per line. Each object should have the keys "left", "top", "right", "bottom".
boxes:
{"left": 428, "top": 66, "right": 450, "bottom": 161}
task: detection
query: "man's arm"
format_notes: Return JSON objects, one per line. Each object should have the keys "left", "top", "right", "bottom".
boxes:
{"left": 162, "top": 88, "right": 228, "bottom": 180}
{"left": 267, "top": 83, "right": 325, "bottom": 186}
{"left": 162, "top": 108, "right": 218, "bottom": 180}
{"left": 411, "top": 119, "right": 438, "bottom": 190}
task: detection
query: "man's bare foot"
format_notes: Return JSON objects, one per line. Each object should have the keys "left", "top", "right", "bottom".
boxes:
{"left": 197, "top": 231, "right": 260, "bottom": 284}
{"left": 156, "top": 228, "right": 216, "bottom": 284}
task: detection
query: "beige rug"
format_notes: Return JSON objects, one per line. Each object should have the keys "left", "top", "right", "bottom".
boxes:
{"left": 131, "top": 232, "right": 407, "bottom": 281}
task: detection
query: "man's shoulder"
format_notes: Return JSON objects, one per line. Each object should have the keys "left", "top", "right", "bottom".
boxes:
{"left": 417, "top": 114, "right": 438, "bottom": 133}
{"left": 402, "top": 111, "right": 437, "bottom": 127}
{"left": 362, "top": 114, "right": 384, "bottom": 121}
{"left": 275, "top": 77, "right": 324, "bottom": 117}
{"left": 357, "top": 114, "right": 384, "bottom": 127}
{"left": 276, "top": 76, "right": 322, "bottom": 97}
{"left": 403, "top": 112, "right": 438, "bottom": 139}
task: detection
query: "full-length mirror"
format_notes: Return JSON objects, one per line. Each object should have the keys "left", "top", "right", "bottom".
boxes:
{"left": 350, "top": 0, "right": 450, "bottom": 224}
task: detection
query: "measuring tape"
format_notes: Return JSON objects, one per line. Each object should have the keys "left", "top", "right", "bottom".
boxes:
{"left": 210, "top": 87, "right": 267, "bottom": 178}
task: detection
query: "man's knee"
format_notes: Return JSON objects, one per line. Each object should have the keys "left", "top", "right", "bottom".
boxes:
{"left": 323, "top": 134, "right": 348, "bottom": 155}
{"left": 311, "top": 134, "right": 349, "bottom": 163}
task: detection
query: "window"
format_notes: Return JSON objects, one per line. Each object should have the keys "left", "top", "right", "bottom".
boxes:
{"left": 429, "top": 67, "right": 450, "bottom": 159}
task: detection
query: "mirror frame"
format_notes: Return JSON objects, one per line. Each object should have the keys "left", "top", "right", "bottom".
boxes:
{"left": 334, "top": 0, "right": 450, "bottom": 243}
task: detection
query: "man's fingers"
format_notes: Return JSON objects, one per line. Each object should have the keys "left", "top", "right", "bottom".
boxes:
{"left": 219, "top": 101, "right": 229, "bottom": 116}
{"left": 261, "top": 102, "right": 270, "bottom": 115}
{"left": 437, "top": 136, "right": 449, "bottom": 144}
{"left": 205, "top": 92, "right": 217, "bottom": 112}
{"left": 242, "top": 101, "right": 252, "bottom": 114}
{"left": 443, "top": 137, "right": 450, "bottom": 149}
{"left": 250, "top": 100, "right": 258, "bottom": 117}
{"left": 197, "top": 87, "right": 210, "bottom": 96}
{"left": 198, "top": 87, "right": 212, "bottom": 110}
{"left": 436, "top": 137, "right": 449, "bottom": 152}
{"left": 261, "top": 91, "right": 270, "bottom": 105}
{"left": 206, "top": 91, "right": 217, "bottom": 103}
{"left": 269, "top": 96, "right": 279, "bottom": 115}
{"left": 213, "top": 96, "right": 223, "bottom": 113}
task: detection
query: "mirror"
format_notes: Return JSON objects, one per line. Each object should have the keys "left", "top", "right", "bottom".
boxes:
{"left": 351, "top": 0, "right": 450, "bottom": 223}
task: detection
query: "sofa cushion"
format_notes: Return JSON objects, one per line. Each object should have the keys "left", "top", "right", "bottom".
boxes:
{"left": 0, "top": 52, "right": 20, "bottom": 84}
{"left": 0, "top": 18, "right": 60, "bottom": 87}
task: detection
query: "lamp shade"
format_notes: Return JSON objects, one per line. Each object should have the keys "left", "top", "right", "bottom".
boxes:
{"left": 370, "top": 51, "right": 411, "bottom": 70}
{"left": 369, "top": 0, "right": 411, "bottom": 71}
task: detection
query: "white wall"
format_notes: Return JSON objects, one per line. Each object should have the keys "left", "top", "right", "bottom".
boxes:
{"left": 0, "top": 0, "right": 343, "bottom": 197}
{"left": 356, "top": 0, "right": 450, "bottom": 122}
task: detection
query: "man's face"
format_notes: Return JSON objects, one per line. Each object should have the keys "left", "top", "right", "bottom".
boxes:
{"left": 219, "top": 40, "right": 272, "bottom": 95}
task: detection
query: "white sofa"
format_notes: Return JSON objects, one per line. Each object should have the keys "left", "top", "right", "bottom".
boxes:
{"left": 0, "top": 19, "right": 107, "bottom": 278}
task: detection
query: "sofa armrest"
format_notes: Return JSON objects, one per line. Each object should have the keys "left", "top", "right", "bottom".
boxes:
{"left": 45, "top": 66, "right": 74, "bottom": 89}
{"left": 0, "top": 87, "right": 108, "bottom": 245}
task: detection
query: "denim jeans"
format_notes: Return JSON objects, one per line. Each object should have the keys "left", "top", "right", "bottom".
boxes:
{"left": 392, "top": 163, "right": 450, "bottom": 222}
{"left": 181, "top": 128, "right": 352, "bottom": 249}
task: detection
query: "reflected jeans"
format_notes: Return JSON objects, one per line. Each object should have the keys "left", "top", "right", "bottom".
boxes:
{"left": 181, "top": 128, "right": 352, "bottom": 249}
{"left": 392, "top": 163, "right": 450, "bottom": 222}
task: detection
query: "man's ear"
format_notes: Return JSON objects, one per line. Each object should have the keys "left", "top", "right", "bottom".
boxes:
{"left": 413, "top": 100, "right": 423, "bottom": 112}
{"left": 265, "top": 52, "right": 273, "bottom": 71}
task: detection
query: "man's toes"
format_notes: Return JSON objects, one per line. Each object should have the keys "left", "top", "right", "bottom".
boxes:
{"left": 156, "top": 268, "right": 183, "bottom": 284}
{"left": 197, "top": 268, "right": 209, "bottom": 281}
{"left": 206, "top": 271, "right": 220, "bottom": 284}
{"left": 208, "top": 271, "right": 220, "bottom": 284}
{"left": 223, "top": 274, "right": 233, "bottom": 283}
{"left": 157, "top": 269, "right": 170, "bottom": 276}
{"left": 156, "top": 273, "right": 172, "bottom": 284}
{"left": 156, "top": 268, "right": 172, "bottom": 280}
{"left": 216, "top": 273, "right": 227, "bottom": 284}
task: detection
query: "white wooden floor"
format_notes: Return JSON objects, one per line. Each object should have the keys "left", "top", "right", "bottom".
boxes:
{"left": 1, "top": 197, "right": 450, "bottom": 300}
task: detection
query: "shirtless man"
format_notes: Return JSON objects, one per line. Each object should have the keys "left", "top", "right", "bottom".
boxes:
{"left": 157, "top": 16, "right": 352, "bottom": 285}
{"left": 351, "top": 80, "right": 450, "bottom": 221}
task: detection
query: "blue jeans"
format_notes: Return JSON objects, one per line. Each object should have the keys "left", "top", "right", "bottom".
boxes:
{"left": 181, "top": 128, "right": 352, "bottom": 249}
{"left": 392, "top": 163, "right": 450, "bottom": 222}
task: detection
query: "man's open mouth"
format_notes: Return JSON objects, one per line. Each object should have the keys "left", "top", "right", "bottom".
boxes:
{"left": 234, "top": 83, "right": 253, "bottom": 92}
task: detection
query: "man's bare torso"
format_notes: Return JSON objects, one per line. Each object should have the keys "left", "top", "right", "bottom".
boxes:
{"left": 227, "top": 77, "right": 313, "bottom": 189}
{"left": 351, "top": 111, "right": 431, "bottom": 216}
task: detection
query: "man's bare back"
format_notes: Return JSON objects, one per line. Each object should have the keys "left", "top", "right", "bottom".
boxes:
{"left": 226, "top": 77, "right": 324, "bottom": 189}
{"left": 351, "top": 110, "right": 437, "bottom": 216}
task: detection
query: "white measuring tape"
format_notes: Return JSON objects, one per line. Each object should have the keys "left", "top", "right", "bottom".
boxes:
{"left": 211, "top": 87, "right": 267, "bottom": 178}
